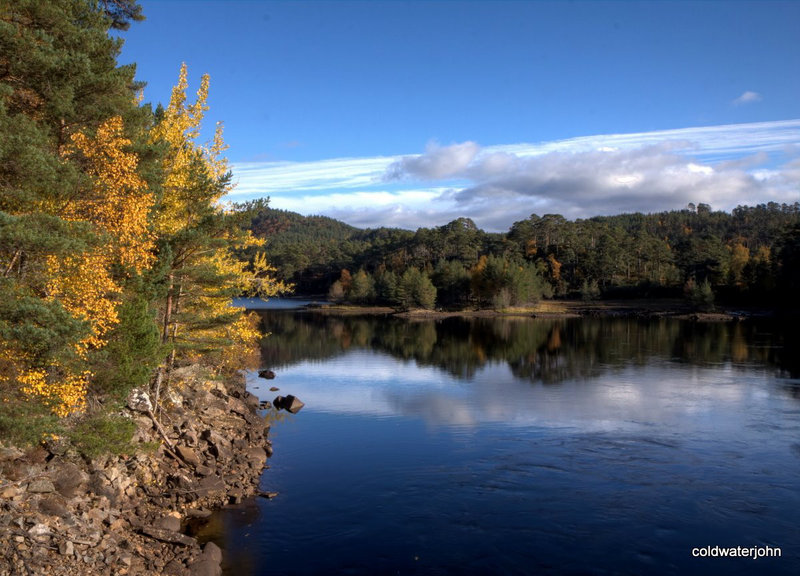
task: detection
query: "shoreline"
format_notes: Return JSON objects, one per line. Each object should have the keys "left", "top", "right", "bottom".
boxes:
{"left": 303, "top": 298, "right": 775, "bottom": 322}
{"left": 0, "top": 366, "right": 273, "bottom": 576}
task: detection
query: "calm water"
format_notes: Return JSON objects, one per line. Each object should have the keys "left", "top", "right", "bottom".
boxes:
{"left": 208, "top": 308, "right": 800, "bottom": 576}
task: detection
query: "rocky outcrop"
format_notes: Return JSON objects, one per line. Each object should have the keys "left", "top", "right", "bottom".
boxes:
{"left": 0, "top": 366, "right": 273, "bottom": 576}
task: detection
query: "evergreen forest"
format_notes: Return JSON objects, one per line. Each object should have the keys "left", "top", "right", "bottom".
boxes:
{"left": 244, "top": 202, "right": 800, "bottom": 311}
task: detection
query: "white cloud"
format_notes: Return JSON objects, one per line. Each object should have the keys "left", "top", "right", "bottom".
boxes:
{"left": 733, "top": 91, "right": 763, "bottom": 106}
{"left": 228, "top": 119, "right": 800, "bottom": 232}
{"left": 385, "top": 140, "right": 480, "bottom": 180}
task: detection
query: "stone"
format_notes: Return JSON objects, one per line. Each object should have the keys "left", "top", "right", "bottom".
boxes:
{"left": 258, "top": 369, "right": 276, "bottom": 379}
{"left": 190, "top": 559, "right": 222, "bottom": 576}
{"left": 27, "top": 478, "right": 55, "bottom": 493}
{"left": 28, "top": 523, "right": 50, "bottom": 541}
{"left": 185, "top": 508, "right": 212, "bottom": 519}
{"left": 0, "top": 446, "right": 24, "bottom": 462}
{"left": 53, "top": 462, "right": 87, "bottom": 498}
{"left": 245, "top": 447, "right": 268, "bottom": 468}
{"left": 39, "top": 495, "right": 70, "bottom": 518}
{"left": 207, "top": 441, "right": 232, "bottom": 463}
{"left": 155, "top": 514, "right": 182, "bottom": 533}
{"left": 127, "top": 388, "right": 153, "bottom": 413}
{"left": 59, "top": 540, "right": 74, "bottom": 556}
{"left": 274, "top": 394, "right": 305, "bottom": 414}
{"left": 269, "top": 386, "right": 279, "bottom": 392}
{"left": 202, "top": 541, "right": 223, "bottom": 564}
{"left": 0, "top": 485, "right": 20, "bottom": 499}
{"left": 176, "top": 445, "right": 202, "bottom": 468}
{"left": 196, "top": 475, "right": 225, "bottom": 498}
{"left": 140, "top": 526, "right": 196, "bottom": 547}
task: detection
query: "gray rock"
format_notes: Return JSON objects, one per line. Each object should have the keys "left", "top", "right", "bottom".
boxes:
{"left": 59, "top": 540, "right": 74, "bottom": 556}
{"left": 0, "top": 446, "right": 24, "bottom": 461}
{"left": 27, "top": 478, "right": 55, "bottom": 493}
{"left": 191, "top": 559, "right": 222, "bottom": 576}
{"left": 52, "top": 462, "right": 87, "bottom": 498}
{"left": 202, "top": 541, "right": 223, "bottom": 564}
{"left": 28, "top": 523, "right": 50, "bottom": 541}
{"left": 258, "top": 369, "right": 276, "bottom": 379}
{"left": 127, "top": 388, "right": 153, "bottom": 413}
{"left": 196, "top": 474, "right": 226, "bottom": 498}
{"left": 155, "top": 515, "right": 182, "bottom": 533}
{"left": 140, "top": 526, "right": 196, "bottom": 546}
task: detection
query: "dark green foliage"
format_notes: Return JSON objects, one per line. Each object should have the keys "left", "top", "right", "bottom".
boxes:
{"left": 396, "top": 268, "right": 437, "bottom": 310}
{"left": 0, "top": 391, "right": 62, "bottom": 446}
{"left": 68, "top": 413, "right": 137, "bottom": 458}
{"left": 245, "top": 202, "right": 799, "bottom": 310}
{"left": 98, "top": 0, "right": 144, "bottom": 30}
{"left": 90, "top": 293, "right": 166, "bottom": 400}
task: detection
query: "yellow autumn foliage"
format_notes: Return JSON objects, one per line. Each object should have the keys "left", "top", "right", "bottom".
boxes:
{"left": 69, "top": 116, "right": 155, "bottom": 272}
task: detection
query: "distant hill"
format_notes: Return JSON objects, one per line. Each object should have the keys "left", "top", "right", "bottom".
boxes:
{"left": 242, "top": 203, "right": 800, "bottom": 310}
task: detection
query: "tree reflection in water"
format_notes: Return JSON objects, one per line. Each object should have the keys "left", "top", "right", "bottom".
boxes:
{"left": 257, "top": 310, "right": 797, "bottom": 384}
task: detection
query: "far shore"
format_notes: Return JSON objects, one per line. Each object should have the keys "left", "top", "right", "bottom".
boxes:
{"left": 297, "top": 298, "right": 776, "bottom": 322}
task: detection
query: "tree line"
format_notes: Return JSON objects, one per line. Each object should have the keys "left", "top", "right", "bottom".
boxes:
{"left": 245, "top": 202, "right": 800, "bottom": 310}
{"left": 0, "top": 0, "right": 287, "bottom": 429}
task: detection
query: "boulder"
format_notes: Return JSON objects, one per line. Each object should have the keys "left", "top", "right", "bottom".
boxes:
{"left": 52, "top": 462, "right": 88, "bottom": 497}
{"left": 176, "top": 445, "right": 202, "bottom": 468}
{"left": 127, "top": 388, "right": 153, "bottom": 413}
{"left": 155, "top": 514, "right": 182, "bottom": 533}
{"left": 140, "top": 526, "right": 196, "bottom": 546}
{"left": 258, "top": 369, "right": 276, "bottom": 379}
{"left": 274, "top": 394, "right": 304, "bottom": 414}
{"left": 27, "top": 478, "right": 55, "bottom": 494}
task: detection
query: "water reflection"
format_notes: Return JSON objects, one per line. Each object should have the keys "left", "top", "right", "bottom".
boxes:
{"left": 218, "top": 312, "right": 800, "bottom": 576}
{"left": 249, "top": 353, "right": 794, "bottom": 434}
{"left": 258, "top": 311, "right": 798, "bottom": 382}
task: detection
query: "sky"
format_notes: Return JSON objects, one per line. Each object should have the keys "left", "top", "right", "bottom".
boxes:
{"left": 119, "top": 1, "right": 800, "bottom": 232}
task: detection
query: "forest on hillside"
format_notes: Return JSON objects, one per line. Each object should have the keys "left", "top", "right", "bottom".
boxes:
{"left": 243, "top": 202, "right": 800, "bottom": 311}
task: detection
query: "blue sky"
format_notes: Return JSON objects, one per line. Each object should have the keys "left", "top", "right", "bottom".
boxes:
{"left": 119, "top": 1, "right": 800, "bottom": 231}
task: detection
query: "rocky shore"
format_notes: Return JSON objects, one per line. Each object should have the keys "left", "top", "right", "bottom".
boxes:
{"left": 0, "top": 365, "right": 274, "bottom": 576}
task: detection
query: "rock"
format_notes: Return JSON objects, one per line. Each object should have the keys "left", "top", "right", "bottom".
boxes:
{"left": 175, "top": 445, "right": 202, "bottom": 468}
{"left": 245, "top": 447, "right": 268, "bottom": 468}
{"left": 196, "top": 475, "right": 226, "bottom": 498}
{"left": 0, "top": 446, "right": 24, "bottom": 461}
{"left": 27, "top": 478, "right": 55, "bottom": 493}
{"left": 207, "top": 440, "right": 232, "bottom": 463}
{"left": 140, "top": 526, "right": 196, "bottom": 546}
{"left": 155, "top": 513, "right": 182, "bottom": 533}
{"left": 185, "top": 508, "right": 212, "bottom": 519}
{"left": 28, "top": 523, "right": 50, "bottom": 541}
{"left": 202, "top": 541, "right": 222, "bottom": 564}
{"left": 0, "top": 485, "right": 21, "bottom": 499}
{"left": 59, "top": 540, "right": 74, "bottom": 556}
{"left": 269, "top": 386, "right": 279, "bottom": 392}
{"left": 39, "top": 495, "right": 70, "bottom": 518}
{"left": 274, "top": 394, "right": 305, "bottom": 414}
{"left": 52, "top": 462, "right": 88, "bottom": 498}
{"left": 190, "top": 541, "right": 223, "bottom": 576}
{"left": 127, "top": 388, "right": 153, "bottom": 413}
{"left": 42, "top": 435, "right": 69, "bottom": 456}
{"left": 243, "top": 393, "right": 260, "bottom": 408}
{"left": 258, "top": 369, "right": 276, "bottom": 379}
